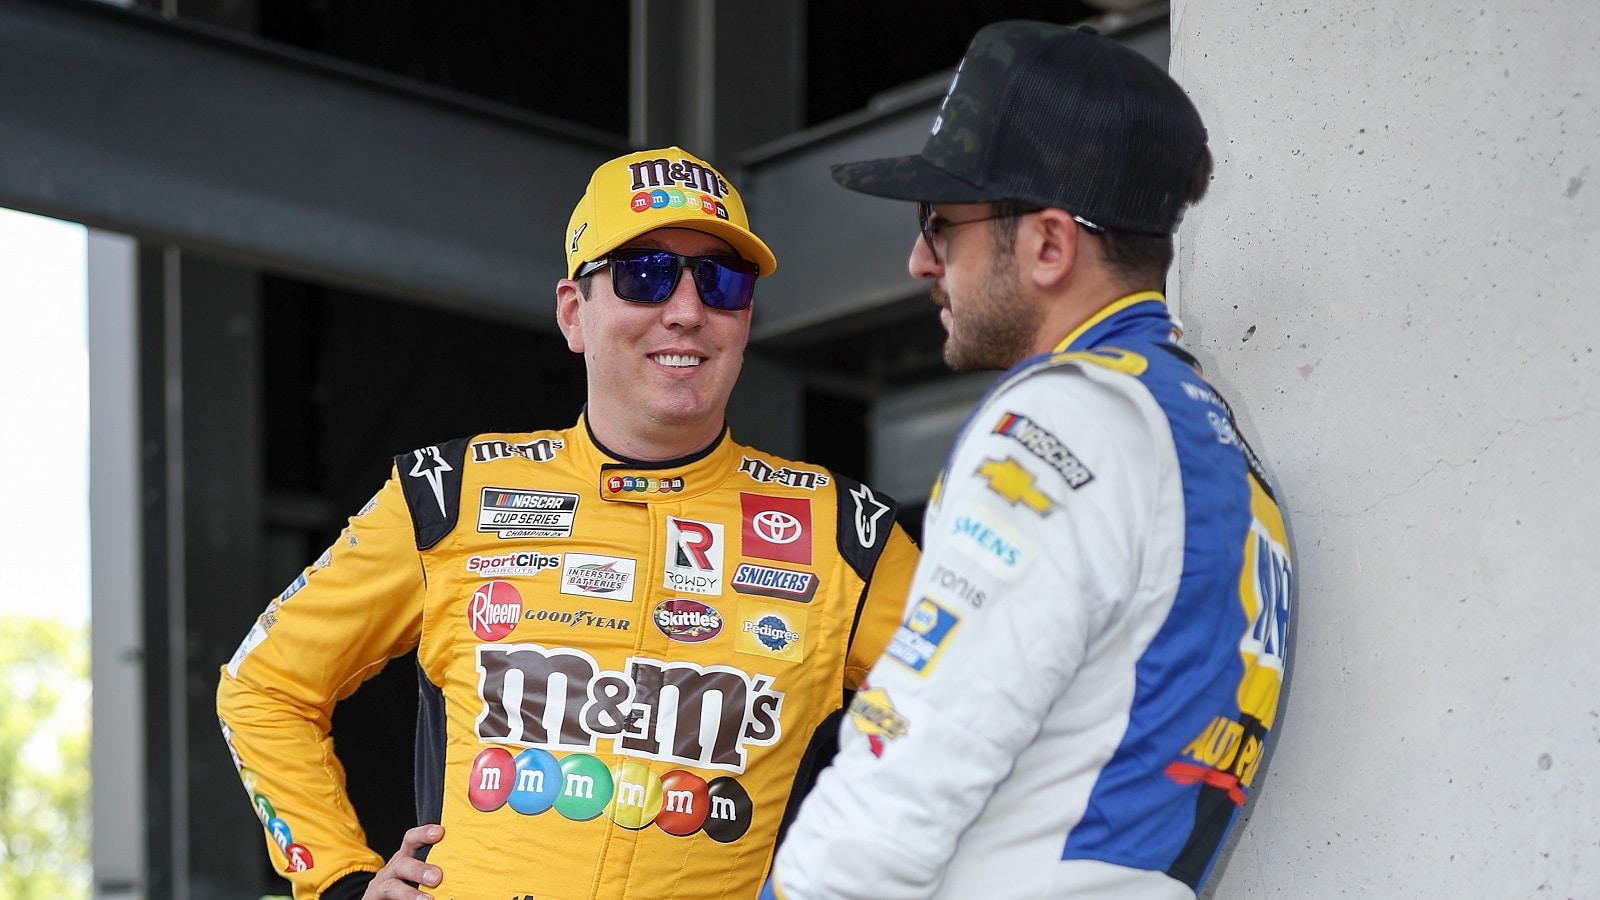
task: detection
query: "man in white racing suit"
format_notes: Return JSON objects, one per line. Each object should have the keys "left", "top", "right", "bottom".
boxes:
{"left": 764, "top": 21, "right": 1293, "bottom": 900}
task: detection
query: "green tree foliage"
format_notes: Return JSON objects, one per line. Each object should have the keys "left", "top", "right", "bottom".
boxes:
{"left": 0, "top": 616, "right": 90, "bottom": 898}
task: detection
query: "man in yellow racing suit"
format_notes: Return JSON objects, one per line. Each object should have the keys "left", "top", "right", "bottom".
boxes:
{"left": 216, "top": 146, "right": 919, "bottom": 900}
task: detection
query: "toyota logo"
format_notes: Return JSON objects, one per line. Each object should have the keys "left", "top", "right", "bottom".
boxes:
{"left": 753, "top": 510, "right": 803, "bottom": 544}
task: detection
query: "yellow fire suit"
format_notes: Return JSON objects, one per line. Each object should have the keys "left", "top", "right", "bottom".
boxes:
{"left": 216, "top": 417, "right": 918, "bottom": 899}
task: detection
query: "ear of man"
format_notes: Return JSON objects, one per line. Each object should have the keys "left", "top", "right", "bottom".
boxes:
{"left": 1017, "top": 209, "right": 1148, "bottom": 310}
{"left": 555, "top": 279, "right": 587, "bottom": 353}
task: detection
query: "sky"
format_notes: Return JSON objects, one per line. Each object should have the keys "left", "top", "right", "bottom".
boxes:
{"left": 0, "top": 207, "right": 90, "bottom": 624}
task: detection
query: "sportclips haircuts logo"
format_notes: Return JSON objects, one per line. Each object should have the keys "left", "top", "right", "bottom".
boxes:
{"left": 474, "top": 644, "right": 783, "bottom": 774}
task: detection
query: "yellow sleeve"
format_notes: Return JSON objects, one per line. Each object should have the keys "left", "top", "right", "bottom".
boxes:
{"left": 215, "top": 468, "right": 426, "bottom": 897}
{"left": 844, "top": 523, "right": 919, "bottom": 688}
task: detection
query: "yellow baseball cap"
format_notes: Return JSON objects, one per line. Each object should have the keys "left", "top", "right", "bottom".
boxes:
{"left": 564, "top": 146, "right": 777, "bottom": 279}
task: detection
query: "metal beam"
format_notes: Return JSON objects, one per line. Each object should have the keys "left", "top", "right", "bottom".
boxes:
{"left": 740, "top": 4, "right": 1171, "bottom": 345}
{"left": 0, "top": 0, "right": 626, "bottom": 326}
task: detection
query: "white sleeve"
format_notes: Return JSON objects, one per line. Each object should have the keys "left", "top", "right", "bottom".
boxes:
{"left": 770, "top": 368, "right": 1161, "bottom": 900}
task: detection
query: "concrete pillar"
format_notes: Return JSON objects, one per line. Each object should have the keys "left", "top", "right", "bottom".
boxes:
{"left": 88, "top": 230, "right": 145, "bottom": 900}
{"left": 138, "top": 247, "right": 267, "bottom": 900}
{"left": 1172, "top": 3, "right": 1600, "bottom": 895}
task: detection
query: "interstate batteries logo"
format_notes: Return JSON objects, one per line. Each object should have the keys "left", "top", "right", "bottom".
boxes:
{"left": 478, "top": 488, "right": 579, "bottom": 539}
{"left": 559, "top": 553, "right": 636, "bottom": 602}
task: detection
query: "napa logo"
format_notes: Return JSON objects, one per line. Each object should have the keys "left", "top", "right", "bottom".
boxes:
{"left": 885, "top": 598, "right": 960, "bottom": 676}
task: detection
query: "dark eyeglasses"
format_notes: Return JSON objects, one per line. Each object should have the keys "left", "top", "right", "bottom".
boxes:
{"left": 575, "top": 249, "right": 758, "bottom": 311}
{"left": 916, "top": 202, "right": 1103, "bottom": 265}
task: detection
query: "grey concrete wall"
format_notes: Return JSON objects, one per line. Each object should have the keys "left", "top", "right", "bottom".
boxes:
{"left": 1171, "top": 2, "right": 1600, "bottom": 896}
{"left": 88, "top": 230, "right": 145, "bottom": 900}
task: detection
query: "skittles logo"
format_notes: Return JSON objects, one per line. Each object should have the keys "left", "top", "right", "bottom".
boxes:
{"left": 469, "top": 747, "right": 752, "bottom": 842}
{"left": 653, "top": 599, "right": 724, "bottom": 642}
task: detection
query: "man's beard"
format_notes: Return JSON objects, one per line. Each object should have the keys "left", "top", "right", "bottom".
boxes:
{"left": 937, "top": 255, "right": 1041, "bottom": 372}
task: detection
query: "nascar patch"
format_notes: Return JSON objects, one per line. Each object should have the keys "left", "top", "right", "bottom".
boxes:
{"left": 478, "top": 488, "right": 579, "bottom": 538}
{"left": 992, "top": 411, "right": 1093, "bottom": 489}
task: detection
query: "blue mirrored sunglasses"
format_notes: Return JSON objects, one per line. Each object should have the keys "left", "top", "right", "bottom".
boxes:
{"left": 575, "top": 249, "right": 757, "bottom": 311}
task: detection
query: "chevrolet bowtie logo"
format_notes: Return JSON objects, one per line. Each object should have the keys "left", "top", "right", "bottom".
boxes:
{"left": 977, "top": 457, "right": 1054, "bottom": 515}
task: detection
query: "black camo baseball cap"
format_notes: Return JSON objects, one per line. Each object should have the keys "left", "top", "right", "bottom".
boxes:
{"left": 831, "top": 20, "right": 1208, "bottom": 236}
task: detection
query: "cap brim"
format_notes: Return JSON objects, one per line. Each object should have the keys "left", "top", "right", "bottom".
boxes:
{"left": 830, "top": 155, "right": 1004, "bottom": 203}
{"left": 577, "top": 217, "right": 778, "bottom": 279}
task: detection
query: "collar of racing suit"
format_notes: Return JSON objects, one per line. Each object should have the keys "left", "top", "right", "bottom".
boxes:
{"left": 1051, "top": 289, "right": 1167, "bottom": 354}
{"left": 574, "top": 411, "right": 740, "bottom": 504}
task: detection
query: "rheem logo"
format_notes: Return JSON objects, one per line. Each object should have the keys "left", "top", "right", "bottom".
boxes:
{"left": 468, "top": 581, "right": 522, "bottom": 641}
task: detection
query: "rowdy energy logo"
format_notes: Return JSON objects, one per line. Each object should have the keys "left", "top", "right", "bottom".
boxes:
{"left": 663, "top": 517, "right": 723, "bottom": 595}
{"left": 474, "top": 643, "right": 782, "bottom": 773}
{"left": 467, "top": 748, "right": 753, "bottom": 842}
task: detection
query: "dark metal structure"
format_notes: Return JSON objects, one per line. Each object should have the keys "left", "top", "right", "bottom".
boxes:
{"left": 0, "top": 1, "right": 1168, "bottom": 895}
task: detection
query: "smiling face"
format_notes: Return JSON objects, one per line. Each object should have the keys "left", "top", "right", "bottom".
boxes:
{"left": 556, "top": 227, "right": 753, "bottom": 461}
